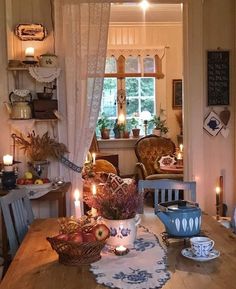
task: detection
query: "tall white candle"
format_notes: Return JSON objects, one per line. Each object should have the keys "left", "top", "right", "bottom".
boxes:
{"left": 92, "top": 152, "right": 96, "bottom": 165}
{"left": 25, "top": 47, "right": 35, "bottom": 57}
{"left": 3, "top": 154, "right": 13, "bottom": 165}
{"left": 74, "top": 189, "right": 81, "bottom": 219}
{"left": 91, "top": 184, "right": 97, "bottom": 217}
{"left": 179, "top": 144, "right": 183, "bottom": 152}
{"left": 177, "top": 152, "right": 182, "bottom": 160}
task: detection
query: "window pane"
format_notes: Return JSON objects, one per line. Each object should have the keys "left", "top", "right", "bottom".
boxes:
{"left": 141, "top": 78, "right": 154, "bottom": 97}
{"left": 141, "top": 98, "right": 154, "bottom": 114}
{"left": 125, "top": 78, "right": 139, "bottom": 97}
{"left": 125, "top": 56, "right": 140, "bottom": 73}
{"left": 100, "top": 78, "right": 117, "bottom": 118}
{"left": 105, "top": 57, "right": 117, "bottom": 73}
{"left": 143, "top": 57, "right": 155, "bottom": 73}
{"left": 126, "top": 99, "right": 139, "bottom": 117}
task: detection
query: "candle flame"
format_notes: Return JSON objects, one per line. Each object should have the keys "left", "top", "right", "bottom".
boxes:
{"left": 74, "top": 189, "right": 80, "bottom": 201}
{"left": 179, "top": 144, "right": 183, "bottom": 152}
{"left": 215, "top": 186, "right": 221, "bottom": 194}
{"left": 92, "top": 184, "right": 96, "bottom": 196}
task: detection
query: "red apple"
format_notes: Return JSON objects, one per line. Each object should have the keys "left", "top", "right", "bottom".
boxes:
{"left": 24, "top": 179, "right": 34, "bottom": 185}
{"left": 55, "top": 233, "right": 69, "bottom": 241}
{"left": 91, "top": 224, "right": 110, "bottom": 241}
{"left": 17, "top": 178, "right": 25, "bottom": 185}
{"left": 68, "top": 232, "right": 83, "bottom": 243}
{"left": 83, "top": 232, "right": 96, "bottom": 243}
{"left": 42, "top": 178, "right": 50, "bottom": 183}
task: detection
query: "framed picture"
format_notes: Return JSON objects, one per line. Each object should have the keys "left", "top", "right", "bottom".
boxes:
{"left": 15, "top": 24, "right": 47, "bottom": 41}
{"left": 207, "top": 50, "right": 229, "bottom": 106}
{"left": 203, "top": 111, "right": 223, "bottom": 136}
{"left": 172, "top": 79, "right": 182, "bottom": 109}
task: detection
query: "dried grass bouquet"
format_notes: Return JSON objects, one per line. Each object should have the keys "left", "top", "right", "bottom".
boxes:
{"left": 83, "top": 173, "right": 142, "bottom": 220}
{"left": 14, "top": 131, "right": 69, "bottom": 161}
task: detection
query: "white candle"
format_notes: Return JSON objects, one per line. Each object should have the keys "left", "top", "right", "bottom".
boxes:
{"left": 215, "top": 186, "right": 220, "bottom": 207}
{"left": 3, "top": 154, "right": 13, "bottom": 165}
{"left": 74, "top": 189, "right": 81, "bottom": 219}
{"left": 25, "top": 47, "right": 35, "bottom": 57}
{"left": 85, "top": 154, "right": 88, "bottom": 163}
{"left": 118, "top": 113, "right": 125, "bottom": 124}
{"left": 92, "top": 152, "right": 96, "bottom": 165}
{"left": 177, "top": 152, "right": 182, "bottom": 160}
{"left": 114, "top": 245, "right": 129, "bottom": 255}
{"left": 91, "top": 184, "right": 97, "bottom": 217}
{"left": 179, "top": 144, "right": 183, "bottom": 152}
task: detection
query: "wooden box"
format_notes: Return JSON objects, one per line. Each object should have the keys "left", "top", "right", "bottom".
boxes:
{"left": 33, "top": 99, "right": 58, "bottom": 119}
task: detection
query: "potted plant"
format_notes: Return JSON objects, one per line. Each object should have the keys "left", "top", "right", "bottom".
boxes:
{"left": 14, "top": 131, "right": 68, "bottom": 178}
{"left": 130, "top": 117, "right": 140, "bottom": 138}
{"left": 83, "top": 173, "right": 142, "bottom": 247}
{"left": 149, "top": 115, "right": 169, "bottom": 136}
{"left": 97, "top": 113, "right": 111, "bottom": 139}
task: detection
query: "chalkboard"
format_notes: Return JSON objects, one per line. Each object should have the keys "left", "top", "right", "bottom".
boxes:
{"left": 207, "top": 50, "right": 229, "bottom": 106}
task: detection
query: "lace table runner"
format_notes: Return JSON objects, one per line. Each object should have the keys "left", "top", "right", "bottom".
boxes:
{"left": 90, "top": 226, "right": 170, "bottom": 289}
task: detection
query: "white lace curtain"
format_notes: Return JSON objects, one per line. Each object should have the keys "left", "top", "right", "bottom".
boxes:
{"left": 54, "top": 0, "right": 110, "bottom": 216}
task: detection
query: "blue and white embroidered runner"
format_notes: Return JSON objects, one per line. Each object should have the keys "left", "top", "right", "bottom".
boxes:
{"left": 90, "top": 226, "right": 170, "bottom": 289}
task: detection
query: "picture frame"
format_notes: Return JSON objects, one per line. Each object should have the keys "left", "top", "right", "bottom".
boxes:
{"left": 172, "top": 79, "right": 182, "bottom": 109}
{"left": 15, "top": 24, "right": 47, "bottom": 41}
{"left": 203, "top": 111, "right": 223, "bottom": 136}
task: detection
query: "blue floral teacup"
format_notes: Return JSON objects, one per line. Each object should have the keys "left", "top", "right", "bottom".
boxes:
{"left": 190, "top": 236, "right": 215, "bottom": 257}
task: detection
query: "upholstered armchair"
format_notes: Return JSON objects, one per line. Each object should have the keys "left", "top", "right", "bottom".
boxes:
{"left": 135, "top": 135, "right": 183, "bottom": 180}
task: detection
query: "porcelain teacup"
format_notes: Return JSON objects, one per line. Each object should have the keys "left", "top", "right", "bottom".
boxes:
{"left": 190, "top": 236, "right": 215, "bottom": 257}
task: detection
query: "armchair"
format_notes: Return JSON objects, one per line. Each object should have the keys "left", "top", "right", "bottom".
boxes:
{"left": 134, "top": 135, "right": 183, "bottom": 181}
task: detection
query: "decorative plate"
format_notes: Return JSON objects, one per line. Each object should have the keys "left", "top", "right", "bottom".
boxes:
{"left": 181, "top": 248, "right": 220, "bottom": 262}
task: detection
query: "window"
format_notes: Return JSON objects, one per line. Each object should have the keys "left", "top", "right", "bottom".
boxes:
{"left": 98, "top": 51, "right": 164, "bottom": 137}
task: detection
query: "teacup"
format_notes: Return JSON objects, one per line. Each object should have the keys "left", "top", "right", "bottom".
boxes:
{"left": 190, "top": 236, "right": 215, "bottom": 257}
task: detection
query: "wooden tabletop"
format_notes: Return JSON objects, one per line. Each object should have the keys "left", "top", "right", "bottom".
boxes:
{"left": 1, "top": 207, "right": 236, "bottom": 289}
{"left": 160, "top": 165, "right": 183, "bottom": 174}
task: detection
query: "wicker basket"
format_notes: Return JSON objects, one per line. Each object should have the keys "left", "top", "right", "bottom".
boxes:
{"left": 47, "top": 237, "right": 105, "bottom": 266}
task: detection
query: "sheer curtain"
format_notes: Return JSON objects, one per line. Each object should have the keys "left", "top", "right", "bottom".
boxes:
{"left": 54, "top": 0, "right": 110, "bottom": 215}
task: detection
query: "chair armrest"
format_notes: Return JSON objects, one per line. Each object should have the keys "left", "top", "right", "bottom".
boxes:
{"left": 135, "top": 162, "right": 148, "bottom": 180}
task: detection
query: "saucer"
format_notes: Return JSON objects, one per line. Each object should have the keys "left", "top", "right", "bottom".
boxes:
{"left": 181, "top": 248, "right": 220, "bottom": 262}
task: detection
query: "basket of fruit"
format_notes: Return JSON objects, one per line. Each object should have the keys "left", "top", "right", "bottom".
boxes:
{"left": 47, "top": 217, "right": 110, "bottom": 266}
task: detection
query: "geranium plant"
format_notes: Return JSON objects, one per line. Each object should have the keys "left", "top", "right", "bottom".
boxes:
{"left": 83, "top": 174, "right": 142, "bottom": 220}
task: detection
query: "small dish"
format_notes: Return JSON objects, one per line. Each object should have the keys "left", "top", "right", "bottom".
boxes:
{"left": 181, "top": 247, "right": 220, "bottom": 262}
{"left": 18, "top": 182, "right": 53, "bottom": 190}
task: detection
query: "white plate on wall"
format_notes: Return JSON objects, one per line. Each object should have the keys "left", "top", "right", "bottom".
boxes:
{"left": 181, "top": 248, "right": 220, "bottom": 262}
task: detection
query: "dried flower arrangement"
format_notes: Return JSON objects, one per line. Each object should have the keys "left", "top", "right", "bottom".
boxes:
{"left": 14, "top": 131, "right": 69, "bottom": 161}
{"left": 83, "top": 173, "right": 142, "bottom": 220}
{"left": 175, "top": 112, "right": 183, "bottom": 135}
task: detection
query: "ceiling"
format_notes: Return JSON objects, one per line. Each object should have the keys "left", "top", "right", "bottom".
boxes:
{"left": 110, "top": 3, "right": 182, "bottom": 23}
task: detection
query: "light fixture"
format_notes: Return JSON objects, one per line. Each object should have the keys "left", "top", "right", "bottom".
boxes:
{"left": 140, "top": 0, "right": 150, "bottom": 11}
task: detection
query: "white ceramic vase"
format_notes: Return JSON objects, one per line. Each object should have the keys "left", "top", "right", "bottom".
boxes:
{"left": 102, "top": 214, "right": 141, "bottom": 248}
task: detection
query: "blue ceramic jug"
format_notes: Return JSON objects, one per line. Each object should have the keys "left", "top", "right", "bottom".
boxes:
{"left": 156, "top": 200, "right": 201, "bottom": 237}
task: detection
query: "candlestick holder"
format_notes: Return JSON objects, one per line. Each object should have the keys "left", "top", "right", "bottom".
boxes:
{"left": 2, "top": 171, "right": 17, "bottom": 190}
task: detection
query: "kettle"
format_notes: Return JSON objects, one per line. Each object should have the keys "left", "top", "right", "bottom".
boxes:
{"left": 156, "top": 200, "right": 202, "bottom": 237}
{"left": 6, "top": 89, "right": 32, "bottom": 119}
{"left": 38, "top": 54, "right": 58, "bottom": 68}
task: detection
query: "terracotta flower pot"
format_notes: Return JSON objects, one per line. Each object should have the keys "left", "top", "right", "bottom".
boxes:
{"left": 132, "top": 128, "right": 140, "bottom": 138}
{"left": 101, "top": 129, "right": 110, "bottom": 139}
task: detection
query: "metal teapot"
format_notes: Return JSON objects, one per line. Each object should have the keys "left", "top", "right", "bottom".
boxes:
{"left": 156, "top": 200, "right": 202, "bottom": 237}
{"left": 6, "top": 89, "right": 32, "bottom": 119}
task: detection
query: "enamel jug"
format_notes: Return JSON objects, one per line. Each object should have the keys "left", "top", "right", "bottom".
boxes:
{"left": 6, "top": 90, "right": 32, "bottom": 119}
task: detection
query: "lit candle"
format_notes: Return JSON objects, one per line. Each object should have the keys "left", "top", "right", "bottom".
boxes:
{"left": 177, "top": 152, "right": 182, "bottom": 160}
{"left": 114, "top": 245, "right": 129, "bottom": 256}
{"left": 215, "top": 186, "right": 220, "bottom": 208}
{"left": 91, "top": 184, "right": 97, "bottom": 217}
{"left": 179, "top": 144, "right": 183, "bottom": 152}
{"left": 85, "top": 154, "right": 88, "bottom": 163}
{"left": 92, "top": 152, "right": 96, "bottom": 165}
{"left": 74, "top": 189, "right": 81, "bottom": 219}
{"left": 25, "top": 47, "right": 35, "bottom": 57}
{"left": 3, "top": 155, "right": 13, "bottom": 165}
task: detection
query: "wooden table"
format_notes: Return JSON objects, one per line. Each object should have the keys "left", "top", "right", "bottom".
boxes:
{"left": 160, "top": 165, "right": 183, "bottom": 174}
{"left": 1, "top": 207, "right": 236, "bottom": 289}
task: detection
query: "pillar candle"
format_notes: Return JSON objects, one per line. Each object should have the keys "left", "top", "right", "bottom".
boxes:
{"left": 91, "top": 184, "right": 97, "bottom": 217}
{"left": 3, "top": 154, "right": 13, "bottom": 165}
{"left": 92, "top": 153, "right": 96, "bottom": 165}
{"left": 215, "top": 186, "right": 220, "bottom": 207}
{"left": 25, "top": 47, "right": 35, "bottom": 57}
{"left": 179, "top": 144, "right": 183, "bottom": 152}
{"left": 74, "top": 189, "right": 81, "bottom": 219}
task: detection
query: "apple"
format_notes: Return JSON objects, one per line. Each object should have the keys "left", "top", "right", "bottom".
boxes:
{"left": 83, "top": 232, "right": 96, "bottom": 243}
{"left": 24, "top": 171, "right": 33, "bottom": 179}
{"left": 17, "top": 178, "right": 25, "bottom": 185}
{"left": 24, "top": 179, "right": 34, "bottom": 185}
{"left": 68, "top": 232, "right": 83, "bottom": 243}
{"left": 34, "top": 179, "right": 44, "bottom": 185}
{"left": 91, "top": 224, "right": 110, "bottom": 241}
{"left": 42, "top": 178, "right": 50, "bottom": 183}
{"left": 55, "top": 233, "right": 69, "bottom": 241}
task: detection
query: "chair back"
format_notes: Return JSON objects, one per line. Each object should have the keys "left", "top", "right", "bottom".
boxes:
{"left": 135, "top": 135, "right": 176, "bottom": 176}
{"left": 0, "top": 189, "right": 34, "bottom": 257}
{"left": 138, "top": 179, "right": 196, "bottom": 214}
